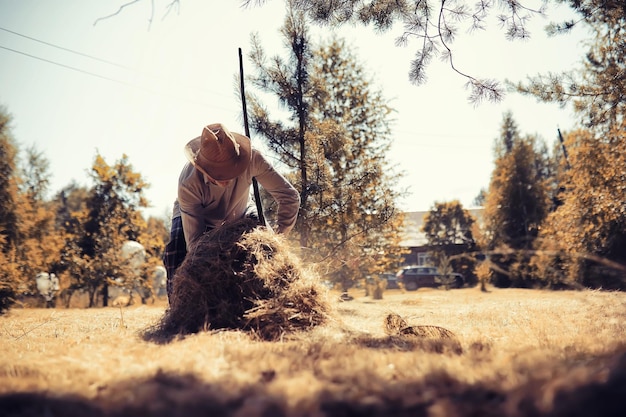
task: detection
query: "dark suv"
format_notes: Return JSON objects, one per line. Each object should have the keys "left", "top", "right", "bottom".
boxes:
{"left": 396, "top": 266, "right": 464, "bottom": 291}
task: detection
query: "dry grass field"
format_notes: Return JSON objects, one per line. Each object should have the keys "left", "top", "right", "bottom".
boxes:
{"left": 2, "top": 287, "right": 626, "bottom": 417}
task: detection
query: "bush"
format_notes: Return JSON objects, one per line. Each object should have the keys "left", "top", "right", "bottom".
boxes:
{"left": 0, "top": 252, "right": 21, "bottom": 315}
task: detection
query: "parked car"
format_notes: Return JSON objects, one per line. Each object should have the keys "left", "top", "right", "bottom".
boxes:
{"left": 395, "top": 266, "right": 464, "bottom": 291}
{"left": 381, "top": 273, "right": 400, "bottom": 289}
{"left": 364, "top": 273, "right": 400, "bottom": 289}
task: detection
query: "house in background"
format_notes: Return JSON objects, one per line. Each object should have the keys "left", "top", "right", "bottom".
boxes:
{"left": 399, "top": 209, "right": 484, "bottom": 267}
{"left": 399, "top": 211, "right": 432, "bottom": 266}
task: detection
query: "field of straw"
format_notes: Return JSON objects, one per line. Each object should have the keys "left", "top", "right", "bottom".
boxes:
{"left": 2, "top": 287, "right": 626, "bottom": 417}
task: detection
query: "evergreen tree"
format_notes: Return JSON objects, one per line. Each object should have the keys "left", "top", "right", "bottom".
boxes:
{"left": 516, "top": 1, "right": 626, "bottom": 288}
{"left": 532, "top": 126, "right": 626, "bottom": 289}
{"left": 481, "top": 113, "right": 550, "bottom": 287}
{"left": 515, "top": 0, "right": 626, "bottom": 132}
{"left": 112, "top": 1, "right": 621, "bottom": 103}
{"left": 247, "top": 7, "right": 406, "bottom": 289}
{"left": 248, "top": 6, "right": 314, "bottom": 249}
{"left": 308, "top": 38, "right": 406, "bottom": 290}
{"left": 284, "top": 1, "right": 625, "bottom": 103}
{"left": 246, "top": 0, "right": 570, "bottom": 102}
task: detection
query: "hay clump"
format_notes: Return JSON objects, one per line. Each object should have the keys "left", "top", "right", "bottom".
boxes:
{"left": 146, "top": 217, "right": 331, "bottom": 342}
{"left": 384, "top": 312, "right": 457, "bottom": 339}
{"left": 383, "top": 312, "right": 463, "bottom": 354}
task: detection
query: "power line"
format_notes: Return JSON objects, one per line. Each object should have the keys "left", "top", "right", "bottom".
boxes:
{"left": 0, "top": 44, "right": 134, "bottom": 85}
{"left": 0, "top": 33, "right": 499, "bottom": 149}
{"left": 394, "top": 128, "right": 493, "bottom": 139}
{"left": 0, "top": 44, "right": 235, "bottom": 112}
{"left": 0, "top": 26, "right": 130, "bottom": 69}
{"left": 0, "top": 25, "right": 232, "bottom": 101}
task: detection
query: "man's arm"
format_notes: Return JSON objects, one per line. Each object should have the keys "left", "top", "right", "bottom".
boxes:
{"left": 252, "top": 151, "right": 300, "bottom": 234}
{"left": 177, "top": 164, "right": 208, "bottom": 248}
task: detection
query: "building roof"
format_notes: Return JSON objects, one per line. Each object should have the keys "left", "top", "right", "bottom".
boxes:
{"left": 400, "top": 209, "right": 484, "bottom": 248}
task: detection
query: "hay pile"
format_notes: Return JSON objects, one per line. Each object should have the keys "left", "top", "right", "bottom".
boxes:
{"left": 146, "top": 217, "right": 331, "bottom": 342}
{"left": 384, "top": 312, "right": 458, "bottom": 339}
{"left": 383, "top": 312, "right": 463, "bottom": 353}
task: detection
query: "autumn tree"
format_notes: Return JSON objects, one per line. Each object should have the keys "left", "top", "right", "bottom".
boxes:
{"left": 0, "top": 108, "right": 18, "bottom": 253}
{"left": 0, "top": 111, "right": 66, "bottom": 311}
{"left": 61, "top": 153, "right": 151, "bottom": 307}
{"left": 480, "top": 113, "right": 550, "bottom": 287}
{"left": 140, "top": 215, "right": 169, "bottom": 276}
{"left": 13, "top": 146, "right": 66, "bottom": 301}
{"left": 54, "top": 181, "right": 90, "bottom": 236}
{"left": 422, "top": 200, "right": 478, "bottom": 284}
{"left": 247, "top": 7, "right": 406, "bottom": 289}
{"left": 0, "top": 107, "right": 20, "bottom": 313}
{"left": 515, "top": 1, "right": 626, "bottom": 288}
{"left": 0, "top": 103, "right": 165, "bottom": 309}
{"left": 531, "top": 126, "right": 626, "bottom": 289}
{"left": 53, "top": 182, "right": 91, "bottom": 305}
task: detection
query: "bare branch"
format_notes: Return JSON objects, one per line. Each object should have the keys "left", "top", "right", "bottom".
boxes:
{"left": 241, "top": 0, "right": 270, "bottom": 8}
{"left": 149, "top": 0, "right": 154, "bottom": 27}
{"left": 93, "top": 0, "right": 143, "bottom": 26}
{"left": 162, "top": 0, "right": 181, "bottom": 20}
{"left": 94, "top": 0, "right": 180, "bottom": 28}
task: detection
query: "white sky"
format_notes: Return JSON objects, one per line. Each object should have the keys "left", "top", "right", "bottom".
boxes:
{"left": 0, "top": 0, "right": 587, "bottom": 219}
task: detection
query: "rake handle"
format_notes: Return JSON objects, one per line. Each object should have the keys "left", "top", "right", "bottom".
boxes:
{"left": 239, "top": 47, "right": 266, "bottom": 227}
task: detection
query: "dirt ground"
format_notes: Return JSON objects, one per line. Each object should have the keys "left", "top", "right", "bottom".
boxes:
{"left": 2, "top": 287, "right": 626, "bottom": 417}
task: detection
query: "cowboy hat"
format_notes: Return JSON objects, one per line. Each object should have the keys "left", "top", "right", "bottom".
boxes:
{"left": 184, "top": 123, "right": 252, "bottom": 181}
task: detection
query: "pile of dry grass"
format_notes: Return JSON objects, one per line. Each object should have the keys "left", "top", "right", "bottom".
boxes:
{"left": 384, "top": 312, "right": 457, "bottom": 339}
{"left": 144, "top": 217, "right": 331, "bottom": 342}
{"left": 383, "top": 312, "right": 463, "bottom": 353}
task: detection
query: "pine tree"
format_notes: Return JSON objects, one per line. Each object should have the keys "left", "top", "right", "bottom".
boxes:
{"left": 516, "top": 1, "right": 626, "bottom": 288}
{"left": 516, "top": 0, "right": 626, "bottom": 132}
{"left": 247, "top": 8, "right": 406, "bottom": 289}
{"left": 248, "top": 6, "right": 314, "bottom": 249}
{"left": 250, "top": 0, "right": 571, "bottom": 102}
{"left": 532, "top": 126, "right": 626, "bottom": 289}
{"left": 481, "top": 113, "right": 550, "bottom": 287}
{"left": 308, "top": 38, "right": 406, "bottom": 290}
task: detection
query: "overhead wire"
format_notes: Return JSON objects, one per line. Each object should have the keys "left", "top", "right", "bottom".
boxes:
{"left": 0, "top": 43, "right": 236, "bottom": 111}
{"left": 0, "top": 44, "right": 135, "bottom": 87}
{"left": 0, "top": 26, "right": 130, "bottom": 69}
{"left": 0, "top": 25, "right": 232, "bottom": 96}
{"left": 0, "top": 26, "right": 237, "bottom": 111}
{"left": 1, "top": 26, "right": 494, "bottom": 147}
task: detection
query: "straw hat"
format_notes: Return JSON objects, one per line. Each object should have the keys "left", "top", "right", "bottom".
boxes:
{"left": 184, "top": 123, "right": 252, "bottom": 181}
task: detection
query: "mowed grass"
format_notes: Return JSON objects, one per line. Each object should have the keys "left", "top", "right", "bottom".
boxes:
{"left": 2, "top": 287, "right": 626, "bottom": 417}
